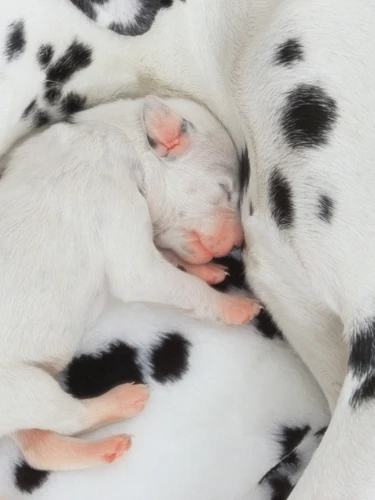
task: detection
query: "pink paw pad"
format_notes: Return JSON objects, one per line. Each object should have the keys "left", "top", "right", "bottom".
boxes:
{"left": 102, "top": 435, "right": 132, "bottom": 464}
{"left": 109, "top": 383, "right": 150, "bottom": 420}
{"left": 219, "top": 295, "right": 262, "bottom": 325}
{"left": 184, "top": 262, "right": 228, "bottom": 284}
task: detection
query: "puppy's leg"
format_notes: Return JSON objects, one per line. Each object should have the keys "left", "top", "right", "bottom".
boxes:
{"left": 106, "top": 242, "right": 260, "bottom": 325}
{"left": 160, "top": 249, "right": 228, "bottom": 285}
{"left": 1, "top": 366, "right": 148, "bottom": 470}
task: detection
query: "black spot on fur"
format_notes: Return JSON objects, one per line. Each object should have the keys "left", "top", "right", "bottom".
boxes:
{"left": 259, "top": 425, "right": 310, "bottom": 499}
{"left": 351, "top": 374, "right": 375, "bottom": 409}
{"left": 317, "top": 194, "right": 334, "bottom": 223}
{"left": 260, "top": 462, "right": 295, "bottom": 500}
{"left": 34, "top": 109, "right": 50, "bottom": 128}
{"left": 278, "top": 425, "right": 310, "bottom": 458}
{"left": 249, "top": 202, "right": 254, "bottom": 216}
{"left": 268, "top": 168, "right": 294, "bottom": 229}
{"left": 150, "top": 333, "right": 191, "bottom": 383}
{"left": 44, "top": 87, "right": 62, "bottom": 105}
{"left": 315, "top": 426, "right": 327, "bottom": 439}
{"left": 280, "top": 84, "right": 338, "bottom": 149}
{"left": 269, "top": 475, "right": 294, "bottom": 500}
{"left": 5, "top": 20, "right": 26, "bottom": 62}
{"left": 108, "top": 22, "right": 127, "bottom": 35}
{"left": 14, "top": 461, "right": 50, "bottom": 494}
{"left": 254, "top": 308, "right": 284, "bottom": 340}
{"left": 108, "top": 0, "right": 173, "bottom": 37}
{"left": 69, "top": 0, "right": 97, "bottom": 20}
{"left": 349, "top": 322, "right": 375, "bottom": 379}
{"left": 282, "top": 451, "right": 299, "bottom": 468}
{"left": 60, "top": 91, "right": 86, "bottom": 117}
{"left": 45, "top": 40, "right": 92, "bottom": 96}
{"left": 212, "top": 255, "right": 249, "bottom": 293}
{"left": 239, "top": 147, "right": 250, "bottom": 202}
{"left": 64, "top": 341, "right": 144, "bottom": 399}
{"left": 22, "top": 99, "right": 36, "bottom": 119}
{"left": 275, "top": 38, "right": 303, "bottom": 66}
{"left": 349, "top": 320, "right": 375, "bottom": 408}
{"left": 37, "top": 44, "right": 54, "bottom": 69}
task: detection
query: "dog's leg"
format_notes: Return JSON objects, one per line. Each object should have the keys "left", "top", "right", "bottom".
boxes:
{"left": 101, "top": 197, "right": 260, "bottom": 325}
{"left": 160, "top": 249, "right": 228, "bottom": 285}
{"left": 244, "top": 216, "right": 347, "bottom": 411}
{"left": 288, "top": 314, "right": 375, "bottom": 499}
{"left": 0, "top": 365, "right": 148, "bottom": 470}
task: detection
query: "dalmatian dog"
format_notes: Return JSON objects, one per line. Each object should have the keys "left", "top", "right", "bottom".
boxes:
{"left": 1, "top": 0, "right": 375, "bottom": 497}
{"left": 0, "top": 93, "right": 258, "bottom": 472}
{"left": 0, "top": 258, "right": 330, "bottom": 500}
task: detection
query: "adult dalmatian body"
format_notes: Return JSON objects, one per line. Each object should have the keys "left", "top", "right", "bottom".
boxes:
{"left": 1, "top": 0, "right": 374, "bottom": 498}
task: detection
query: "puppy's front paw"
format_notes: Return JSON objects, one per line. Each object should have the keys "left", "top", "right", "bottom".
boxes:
{"left": 219, "top": 295, "right": 262, "bottom": 325}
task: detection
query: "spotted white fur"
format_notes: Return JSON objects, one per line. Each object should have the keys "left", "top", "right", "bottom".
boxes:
{"left": 1, "top": 0, "right": 375, "bottom": 497}
{"left": 0, "top": 300, "right": 329, "bottom": 500}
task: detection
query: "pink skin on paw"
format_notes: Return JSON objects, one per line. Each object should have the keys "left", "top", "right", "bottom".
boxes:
{"left": 219, "top": 295, "right": 262, "bottom": 325}
{"left": 182, "top": 261, "right": 228, "bottom": 284}
{"left": 99, "top": 384, "right": 150, "bottom": 424}
{"left": 102, "top": 435, "right": 132, "bottom": 464}
{"left": 160, "top": 249, "right": 227, "bottom": 284}
{"left": 84, "top": 383, "right": 150, "bottom": 431}
{"left": 16, "top": 430, "right": 132, "bottom": 471}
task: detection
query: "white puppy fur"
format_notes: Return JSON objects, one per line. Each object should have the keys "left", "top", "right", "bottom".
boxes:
{"left": 0, "top": 95, "right": 258, "bottom": 471}
{"left": 0, "top": 300, "right": 329, "bottom": 500}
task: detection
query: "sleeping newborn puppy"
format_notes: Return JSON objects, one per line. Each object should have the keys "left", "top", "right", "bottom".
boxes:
{"left": 0, "top": 95, "right": 259, "bottom": 474}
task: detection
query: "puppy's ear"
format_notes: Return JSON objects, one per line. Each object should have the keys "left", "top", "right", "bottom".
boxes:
{"left": 142, "top": 96, "right": 192, "bottom": 158}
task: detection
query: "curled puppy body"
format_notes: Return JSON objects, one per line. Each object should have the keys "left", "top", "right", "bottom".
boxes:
{"left": 0, "top": 296, "right": 329, "bottom": 500}
{"left": 0, "top": 96, "right": 258, "bottom": 472}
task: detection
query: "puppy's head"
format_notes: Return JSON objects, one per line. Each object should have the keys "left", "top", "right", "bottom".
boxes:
{"left": 140, "top": 96, "right": 243, "bottom": 264}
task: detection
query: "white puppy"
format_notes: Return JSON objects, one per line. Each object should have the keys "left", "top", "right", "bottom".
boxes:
{"left": 0, "top": 299, "right": 329, "bottom": 500}
{"left": 0, "top": 95, "right": 259, "bottom": 472}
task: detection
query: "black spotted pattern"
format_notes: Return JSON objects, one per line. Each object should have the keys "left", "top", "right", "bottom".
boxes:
{"left": 239, "top": 147, "right": 250, "bottom": 202}
{"left": 277, "top": 425, "right": 310, "bottom": 458}
{"left": 150, "top": 333, "right": 191, "bottom": 383}
{"left": 64, "top": 341, "right": 144, "bottom": 399}
{"left": 34, "top": 109, "right": 50, "bottom": 128}
{"left": 14, "top": 461, "right": 50, "bottom": 494}
{"left": 60, "top": 91, "right": 87, "bottom": 117}
{"left": 268, "top": 168, "right": 294, "bottom": 229}
{"left": 275, "top": 38, "right": 303, "bottom": 66}
{"left": 280, "top": 84, "right": 338, "bottom": 149}
{"left": 22, "top": 99, "right": 36, "bottom": 119}
{"left": 259, "top": 424, "right": 311, "bottom": 499}
{"left": 349, "top": 320, "right": 375, "bottom": 408}
{"left": 259, "top": 458, "right": 295, "bottom": 500}
{"left": 317, "top": 194, "right": 334, "bottom": 223}
{"left": 37, "top": 44, "right": 54, "bottom": 69}
{"left": 45, "top": 40, "right": 92, "bottom": 97}
{"left": 254, "top": 308, "right": 284, "bottom": 340}
{"left": 69, "top": 0, "right": 97, "bottom": 20}
{"left": 5, "top": 20, "right": 26, "bottom": 62}
{"left": 315, "top": 426, "right": 327, "bottom": 439}
{"left": 44, "top": 87, "right": 62, "bottom": 105}
{"left": 268, "top": 474, "right": 294, "bottom": 500}
{"left": 108, "top": 0, "right": 173, "bottom": 37}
